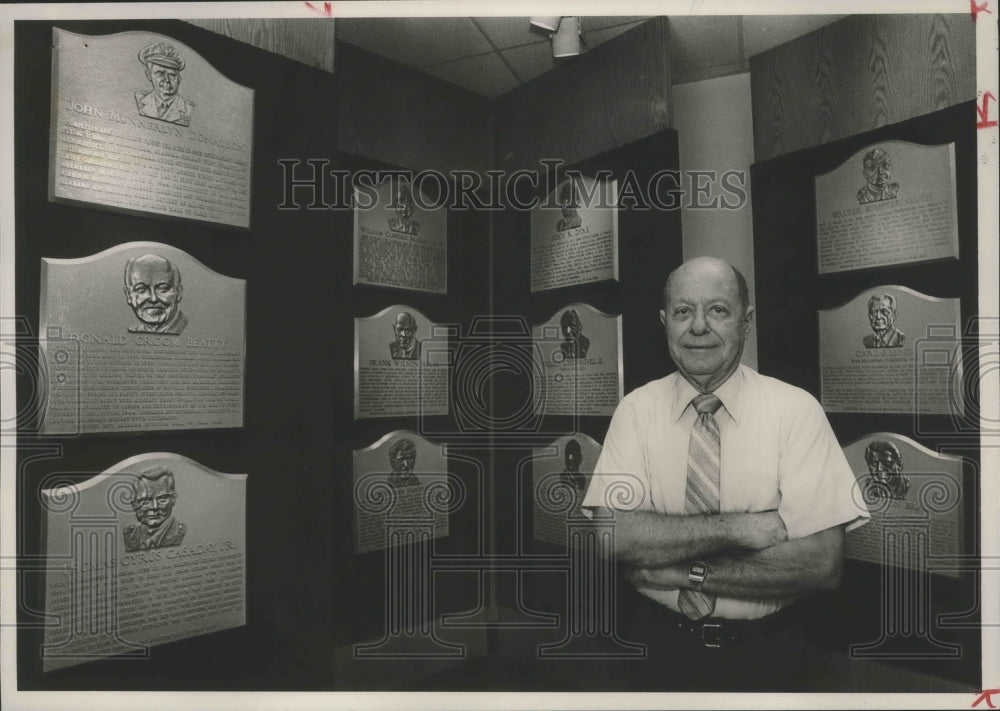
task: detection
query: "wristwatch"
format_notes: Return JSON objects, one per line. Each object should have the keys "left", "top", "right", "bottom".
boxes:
{"left": 688, "top": 561, "right": 709, "bottom": 591}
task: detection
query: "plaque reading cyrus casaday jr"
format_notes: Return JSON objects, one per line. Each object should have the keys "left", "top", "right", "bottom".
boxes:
{"left": 533, "top": 303, "right": 623, "bottom": 416}
{"left": 815, "top": 141, "right": 958, "bottom": 274}
{"left": 843, "top": 433, "right": 962, "bottom": 579}
{"left": 354, "top": 305, "right": 449, "bottom": 419}
{"left": 353, "top": 431, "right": 450, "bottom": 554}
{"left": 819, "top": 286, "right": 962, "bottom": 414}
{"left": 530, "top": 176, "right": 619, "bottom": 292}
{"left": 40, "top": 241, "right": 246, "bottom": 434}
{"left": 532, "top": 433, "right": 602, "bottom": 546}
{"left": 49, "top": 29, "right": 254, "bottom": 228}
{"left": 353, "top": 178, "right": 448, "bottom": 293}
{"left": 40, "top": 453, "right": 247, "bottom": 672}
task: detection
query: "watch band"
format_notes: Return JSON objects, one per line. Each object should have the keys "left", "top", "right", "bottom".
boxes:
{"left": 688, "top": 560, "right": 709, "bottom": 591}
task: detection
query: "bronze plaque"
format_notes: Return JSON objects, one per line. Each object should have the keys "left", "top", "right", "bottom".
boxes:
{"left": 40, "top": 242, "right": 246, "bottom": 434}
{"left": 353, "top": 431, "right": 450, "bottom": 554}
{"left": 354, "top": 306, "right": 449, "bottom": 419}
{"left": 815, "top": 141, "right": 958, "bottom": 273}
{"left": 533, "top": 303, "right": 623, "bottom": 416}
{"left": 49, "top": 29, "right": 253, "bottom": 228}
{"left": 530, "top": 176, "right": 619, "bottom": 292}
{"left": 819, "top": 286, "right": 962, "bottom": 414}
{"left": 532, "top": 433, "right": 603, "bottom": 545}
{"left": 353, "top": 178, "right": 448, "bottom": 293}
{"left": 843, "top": 433, "right": 962, "bottom": 578}
{"left": 40, "top": 453, "right": 247, "bottom": 672}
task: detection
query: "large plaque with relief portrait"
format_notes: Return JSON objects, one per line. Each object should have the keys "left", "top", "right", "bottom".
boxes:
{"left": 353, "top": 178, "right": 448, "bottom": 293}
{"left": 843, "top": 433, "right": 962, "bottom": 579}
{"left": 353, "top": 431, "right": 450, "bottom": 554}
{"left": 354, "top": 305, "right": 449, "bottom": 419}
{"left": 530, "top": 176, "right": 619, "bottom": 292}
{"left": 819, "top": 286, "right": 962, "bottom": 414}
{"left": 532, "top": 303, "right": 622, "bottom": 416}
{"left": 532, "top": 433, "right": 602, "bottom": 546}
{"left": 40, "top": 453, "right": 247, "bottom": 672}
{"left": 815, "top": 141, "right": 958, "bottom": 274}
{"left": 49, "top": 29, "right": 253, "bottom": 228}
{"left": 39, "top": 242, "right": 246, "bottom": 434}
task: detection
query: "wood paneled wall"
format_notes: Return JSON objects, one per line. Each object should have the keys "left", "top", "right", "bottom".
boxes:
{"left": 750, "top": 14, "right": 975, "bottom": 161}
{"left": 493, "top": 17, "right": 671, "bottom": 172}
{"left": 185, "top": 18, "right": 336, "bottom": 74}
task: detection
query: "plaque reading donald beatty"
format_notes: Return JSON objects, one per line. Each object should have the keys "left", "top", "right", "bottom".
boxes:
{"left": 532, "top": 433, "right": 602, "bottom": 546}
{"left": 49, "top": 29, "right": 253, "bottom": 228}
{"left": 40, "top": 242, "right": 246, "bottom": 434}
{"left": 40, "top": 453, "right": 247, "bottom": 672}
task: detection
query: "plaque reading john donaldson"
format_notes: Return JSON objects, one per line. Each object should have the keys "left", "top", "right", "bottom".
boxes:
{"left": 40, "top": 242, "right": 246, "bottom": 434}
{"left": 843, "top": 433, "right": 962, "bottom": 579}
{"left": 353, "top": 431, "right": 450, "bottom": 554}
{"left": 355, "top": 306, "right": 449, "bottom": 419}
{"left": 819, "top": 286, "right": 962, "bottom": 414}
{"left": 530, "top": 176, "right": 619, "bottom": 292}
{"left": 49, "top": 29, "right": 254, "bottom": 228}
{"left": 353, "top": 178, "right": 447, "bottom": 293}
{"left": 40, "top": 453, "right": 247, "bottom": 672}
{"left": 532, "top": 434, "right": 602, "bottom": 546}
{"left": 533, "top": 303, "right": 622, "bottom": 416}
{"left": 815, "top": 141, "right": 958, "bottom": 274}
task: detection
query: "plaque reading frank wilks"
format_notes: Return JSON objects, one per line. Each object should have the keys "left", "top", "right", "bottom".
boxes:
{"left": 40, "top": 242, "right": 246, "bottom": 434}
{"left": 354, "top": 306, "right": 449, "bottom": 419}
{"left": 353, "top": 431, "right": 450, "bottom": 554}
{"left": 533, "top": 303, "right": 622, "bottom": 416}
{"left": 815, "top": 141, "right": 958, "bottom": 274}
{"left": 50, "top": 29, "right": 253, "bottom": 228}
{"left": 40, "top": 453, "right": 247, "bottom": 672}
{"left": 530, "top": 176, "right": 619, "bottom": 292}
{"left": 819, "top": 286, "right": 962, "bottom": 415}
{"left": 532, "top": 433, "right": 602, "bottom": 546}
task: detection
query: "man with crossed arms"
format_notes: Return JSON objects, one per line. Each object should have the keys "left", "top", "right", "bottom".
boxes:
{"left": 583, "top": 257, "right": 869, "bottom": 691}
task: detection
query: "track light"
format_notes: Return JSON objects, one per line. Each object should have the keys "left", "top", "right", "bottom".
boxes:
{"left": 529, "top": 16, "right": 561, "bottom": 32}
{"left": 551, "top": 16, "right": 581, "bottom": 57}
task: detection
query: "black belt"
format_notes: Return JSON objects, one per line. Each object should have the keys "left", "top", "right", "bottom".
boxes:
{"left": 644, "top": 598, "right": 801, "bottom": 649}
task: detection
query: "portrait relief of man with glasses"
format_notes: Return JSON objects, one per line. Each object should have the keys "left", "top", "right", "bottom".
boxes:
{"left": 123, "top": 466, "right": 187, "bottom": 552}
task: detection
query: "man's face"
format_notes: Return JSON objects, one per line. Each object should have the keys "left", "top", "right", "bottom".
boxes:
{"left": 394, "top": 316, "right": 416, "bottom": 350}
{"left": 868, "top": 299, "right": 895, "bottom": 334}
{"left": 125, "top": 260, "right": 182, "bottom": 328}
{"left": 864, "top": 155, "right": 891, "bottom": 189}
{"left": 660, "top": 260, "right": 752, "bottom": 392}
{"left": 148, "top": 64, "right": 180, "bottom": 100}
{"left": 866, "top": 449, "right": 902, "bottom": 485}
{"left": 565, "top": 447, "right": 581, "bottom": 472}
{"left": 391, "top": 450, "right": 416, "bottom": 475}
{"left": 133, "top": 477, "right": 176, "bottom": 530}
{"left": 562, "top": 317, "right": 581, "bottom": 341}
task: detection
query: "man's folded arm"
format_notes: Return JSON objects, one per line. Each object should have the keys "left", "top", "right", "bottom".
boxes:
{"left": 591, "top": 505, "right": 788, "bottom": 568}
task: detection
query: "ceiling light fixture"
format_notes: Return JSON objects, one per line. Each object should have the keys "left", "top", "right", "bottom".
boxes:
{"left": 528, "top": 16, "right": 561, "bottom": 32}
{"left": 551, "top": 16, "right": 581, "bottom": 57}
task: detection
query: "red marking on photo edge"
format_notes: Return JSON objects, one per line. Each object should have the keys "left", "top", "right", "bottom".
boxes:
{"left": 305, "top": 2, "right": 334, "bottom": 16}
{"left": 977, "top": 92, "right": 998, "bottom": 129}
{"left": 971, "top": 0, "right": 991, "bottom": 20}
{"left": 972, "top": 689, "right": 1000, "bottom": 708}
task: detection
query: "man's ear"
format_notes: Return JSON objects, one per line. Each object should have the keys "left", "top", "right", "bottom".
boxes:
{"left": 659, "top": 309, "right": 667, "bottom": 326}
{"left": 743, "top": 306, "right": 755, "bottom": 333}
{"left": 176, "top": 283, "right": 183, "bottom": 303}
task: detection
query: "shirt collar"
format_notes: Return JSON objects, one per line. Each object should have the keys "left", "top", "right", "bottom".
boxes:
{"left": 671, "top": 365, "right": 745, "bottom": 425}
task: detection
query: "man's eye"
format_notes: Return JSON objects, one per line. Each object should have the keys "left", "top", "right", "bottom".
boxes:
{"left": 673, "top": 308, "right": 690, "bottom": 317}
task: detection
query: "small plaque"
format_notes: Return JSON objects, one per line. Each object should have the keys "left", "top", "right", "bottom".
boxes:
{"left": 354, "top": 306, "right": 449, "bottom": 419}
{"left": 532, "top": 434, "right": 603, "bottom": 545}
{"left": 843, "top": 433, "right": 963, "bottom": 578}
{"left": 40, "top": 242, "right": 246, "bottom": 434}
{"left": 530, "top": 176, "right": 619, "bottom": 292}
{"left": 533, "top": 303, "right": 623, "bottom": 416}
{"left": 819, "top": 287, "right": 962, "bottom": 414}
{"left": 353, "top": 178, "right": 447, "bottom": 293}
{"left": 353, "top": 431, "right": 450, "bottom": 554}
{"left": 40, "top": 453, "right": 247, "bottom": 672}
{"left": 815, "top": 141, "right": 958, "bottom": 273}
{"left": 49, "top": 29, "right": 253, "bottom": 228}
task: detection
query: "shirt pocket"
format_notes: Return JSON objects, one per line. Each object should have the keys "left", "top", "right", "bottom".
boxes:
{"left": 720, "top": 426, "right": 781, "bottom": 513}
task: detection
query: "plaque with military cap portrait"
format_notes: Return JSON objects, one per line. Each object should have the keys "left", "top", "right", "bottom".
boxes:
{"left": 531, "top": 433, "right": 603, "bottom": 546}
{"left": 49, "top": 28, "right": 253, "bottom": 228}
{"left": 354, "top": 305, "right": 449, "bottom": 419}
{"left": 39, "top": 241, "right": 246, "bottom": 434}
{"left": 818, "top": 286, "right": 962, "bottom": 414}
{"left": 815, "top": 140, "right": 958, "bottom": 274}
{"left": 39, "top": 453, "right": 247, "bottom": 671}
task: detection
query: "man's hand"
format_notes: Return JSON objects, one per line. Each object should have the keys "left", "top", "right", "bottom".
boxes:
{"left": 741, "top": 511, "right": 788, "bottom": 550}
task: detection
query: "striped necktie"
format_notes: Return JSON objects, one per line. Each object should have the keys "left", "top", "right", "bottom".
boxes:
{"left": 677, "top": 392, "right": 723, "bottom": 620}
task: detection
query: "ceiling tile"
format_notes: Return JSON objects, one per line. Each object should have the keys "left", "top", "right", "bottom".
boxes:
{"left": 582, "top": 21, "right": 645, "bottom": 50}
{"left": 424, "top": 52, "right": 521, "bottom": 100}
{"left": 742, "top": 15, "right": 846, "bottom": 58}
{"left": 473, "top": 17, "right": 548, "bottom": 50}
{"left": 667, "top": 15, "right": 741, "bottom": 75}
{"left": 501, "top": 41, "right": 556, "bottom": 84}
{"left": 336, "top": 17, "right": 492, "bottom": 68}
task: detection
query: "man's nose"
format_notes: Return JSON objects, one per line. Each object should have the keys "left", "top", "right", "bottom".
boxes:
{"left": 689, "top": 309, "right": 710, "bottom": 335}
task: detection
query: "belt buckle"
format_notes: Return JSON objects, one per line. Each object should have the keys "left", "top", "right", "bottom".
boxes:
{"left": 701, "top": 622, "right": 724, "bottom": 648}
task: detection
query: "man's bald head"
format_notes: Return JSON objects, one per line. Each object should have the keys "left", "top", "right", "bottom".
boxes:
{"left": 123, "top": 253, "right": 183, "bottom": 330}
{"left": 662, "top": 257, "right": 750, "bottom": 314}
